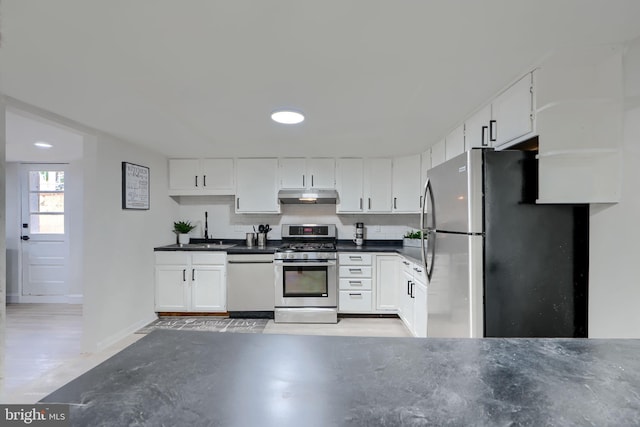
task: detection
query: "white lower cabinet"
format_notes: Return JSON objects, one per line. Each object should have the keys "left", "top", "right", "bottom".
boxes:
{"left": 397, "top": 257, "right": 428, "bottom": 337}
{"left": 375, "top": 255, "right": 399, "bottom": 311}
{"left": 338, "top": 253, "right": 373, "bottom": 313}
{"left": 155, "top": 252, "right": 226, "bottom": 312}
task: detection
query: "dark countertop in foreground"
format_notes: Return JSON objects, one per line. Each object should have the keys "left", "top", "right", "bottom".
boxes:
{"left": 41, "top": 330, "right": 640, "bottom": 426}
{"left": 154, "top": 240, "right": 423, "bottom": 262}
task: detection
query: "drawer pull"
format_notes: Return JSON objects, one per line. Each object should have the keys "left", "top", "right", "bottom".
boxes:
{"left": 403, "top": 261, "right": 410, "bottom": 266}
{"left": 349, "top": 268, "right": 363, "bottom": 273}
{"left": 349, "top": 293, "right": 362, "bottom": 297}
{"left": 349, "top": 281, "right": 362, "bottom": 285}
{"left": 414, "top": 268, "right": 423, "bottom": 273}
{"left": 349, "top": 256, "right": 363, "bottom": 261}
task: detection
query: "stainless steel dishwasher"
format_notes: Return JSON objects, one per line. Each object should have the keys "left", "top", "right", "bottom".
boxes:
{"left": 227, "top": 254, "right": 275, "bottom": 313}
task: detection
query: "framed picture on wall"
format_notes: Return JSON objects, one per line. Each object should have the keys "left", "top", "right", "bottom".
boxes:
{"left": 122, "top": 162, "right": 150, "bottom": 210}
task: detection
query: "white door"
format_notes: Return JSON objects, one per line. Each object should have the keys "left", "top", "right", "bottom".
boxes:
{"left": 20, "top": 165, "right": 69, "bottom": 296}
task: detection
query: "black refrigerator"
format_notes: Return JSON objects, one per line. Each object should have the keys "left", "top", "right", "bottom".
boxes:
{"left": 420, "top": 149, "right": 588, "bottom": 338}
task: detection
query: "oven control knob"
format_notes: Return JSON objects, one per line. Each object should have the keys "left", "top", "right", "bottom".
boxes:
{"left": 288, "top": 254, "right": 294, "bottom": 259}
{"left": 303, "top": 253, "right": 308, "bottom": 259}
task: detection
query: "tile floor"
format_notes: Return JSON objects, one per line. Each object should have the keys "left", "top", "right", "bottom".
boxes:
{"left": 1, "top": 304, "right": 410, "bottom": 404}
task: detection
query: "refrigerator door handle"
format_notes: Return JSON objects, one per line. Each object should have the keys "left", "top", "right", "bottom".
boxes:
{"left": 420, "top": 178, "right": 435, "bottom": 282}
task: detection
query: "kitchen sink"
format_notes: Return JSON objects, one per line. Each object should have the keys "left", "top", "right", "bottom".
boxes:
{"left": 180, "top": 243, "right": 237, "bottom": 250}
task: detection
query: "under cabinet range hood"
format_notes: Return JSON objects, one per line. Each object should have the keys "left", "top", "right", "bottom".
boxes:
{"left": 278, "top": 189, "right": 338, "bottom": 204}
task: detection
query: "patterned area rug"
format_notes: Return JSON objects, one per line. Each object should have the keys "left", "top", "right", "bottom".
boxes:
{"left": 136, "top": 317, "right": 268, "bottom": 334}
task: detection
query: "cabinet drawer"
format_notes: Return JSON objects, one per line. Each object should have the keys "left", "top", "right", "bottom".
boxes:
{"left": 192, "top": 252, "right": 226, "bottom": 265}
{"left": 155, "top": 252, "right": 190, "bottom": 265}
{"left": 412, "top": 265, "right": 426, "bottom": 284}
{"left": 339, "top": 290, "right": 372, "bottom": 312}
{"left": 339, "top": 266, "right": 372, "bottom": 278}
{"left": 339, "top": 278, "right": 372, "bottom": 290}
{"left": 399, "top": 258, "right": 413, "bottom": 274}
{"left": 338, "top": 253, "right": 372, "bottom": 265}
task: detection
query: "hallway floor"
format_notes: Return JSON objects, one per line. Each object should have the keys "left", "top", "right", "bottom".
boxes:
{"left": 1, "top": 304, "right": 409, "bottom": 403}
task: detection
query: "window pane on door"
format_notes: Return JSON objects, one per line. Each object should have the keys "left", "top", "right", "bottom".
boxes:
{"left": 29, "top": 193, "right": 64, "bottom": 213}
{"left": 30, "top": 214, "right": 64, "bottom": 234}
{"left": 29, "top": 171, "right": 65, "bottom": 191}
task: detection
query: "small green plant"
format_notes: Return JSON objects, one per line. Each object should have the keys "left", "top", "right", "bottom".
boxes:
{"left": 404, "top": 230, "right": 422, "bottom": 239}
{"left": 173, "top": 221, "right": 196, "bottom": 234}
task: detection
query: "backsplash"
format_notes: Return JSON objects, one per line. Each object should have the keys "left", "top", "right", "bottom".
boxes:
{"left": 173, "top": 196, "right": 420, "bottom": 242}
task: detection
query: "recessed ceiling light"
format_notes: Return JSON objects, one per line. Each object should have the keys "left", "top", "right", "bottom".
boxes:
{"left": 34, "top": 141, "right": 53, "bottom": 149}
{"left": 271, "top": 110, "right": 305, "bottom": 124}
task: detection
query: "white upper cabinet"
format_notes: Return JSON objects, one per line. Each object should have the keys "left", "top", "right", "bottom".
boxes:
{"left": 336, "top": 158, "right": 391, "bottom": 213}
{"left": 336, "top": 158, "right": 364, "bottom": 213}
{"left": 168, "top": 158, "right": 234, "bottom": 196}
{"left": 491, "top": 72, "right": 535, "bottom": 149}
{"left": 279, "top": 158, "right": 335, "bottom": 189}
{"left": 366, "top": 158, "right": 393, "bottom": 213}
{"left": 430, "top": 139, "right": 446, "bottom": 168}
{"left": 392, "top": 154, "right": 421, "bottom": 213}
{"left": 465, "top": 104, "right": 492, "bottom": 149}
{"left": 445, "top": 124, "right": 465, "bottom": 160}
{"left": 235, "top": 158, "right": 280, "bottom": 213}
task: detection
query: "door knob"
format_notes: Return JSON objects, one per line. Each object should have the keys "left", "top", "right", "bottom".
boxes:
{"left": 21, "top": 236, "right": 30, "bottom": 241}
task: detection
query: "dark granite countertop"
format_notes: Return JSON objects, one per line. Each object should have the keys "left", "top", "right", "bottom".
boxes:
{"left": 41, "top": 330, "right": 640, "bottom": 426}
{"left": 154, "top": 239, "right": 423, "bottom": 263}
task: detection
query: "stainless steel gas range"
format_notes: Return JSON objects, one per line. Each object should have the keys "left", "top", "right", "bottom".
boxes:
{"left": 274, "top": 224, "right": 338, "bottom": 323}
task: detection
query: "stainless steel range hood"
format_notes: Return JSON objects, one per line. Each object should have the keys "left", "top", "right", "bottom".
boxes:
{"left": 278, "top": 189, "right": 338, "bottom": 204}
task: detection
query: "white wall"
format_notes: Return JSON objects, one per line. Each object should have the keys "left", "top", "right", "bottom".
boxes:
{"left": 588, "top": 36, "right": 640, "bottom": 338}
{"left": 4, "top": 162, "right": 20, "bottom": 299}
{"left": 81, "top": 133, "right": 177, "bottom": 351}
{"left": 173, "top": 197, "right": 418, "bottom": 244}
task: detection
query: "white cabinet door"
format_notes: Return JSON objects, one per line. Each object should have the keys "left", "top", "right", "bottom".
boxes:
{"left": 279, "top": 158, "right": 306, "bottom": 188}
{"left": 200, "top": 158, "right": 235, "bottom": 193}
{"left": 445, "top": 124, "right": 465, "bottom": 160}
{"left": 307, "top": 158, "right": 335, "bottom": 188}
{"left": 155, "top": 265, "right": 189, "bottom": 311}
{"left": 336, "top": 158, "right": 364, "bottom": 212}
{"left": 376, "top": 255, "right": 398, "bottom": 311}
{"left": 492, "top": 72, "right": 534, "bottom": 149}
{"left": 169, "top": 159, "right": 200, "bottom": 191}
{"left": 392, "top": 154, "right": 421, "bottom": 213}
{"left": 413, "top": 278, "right": 427, "bottom": 338}
{"left": 235, "top": 158, "right": 280, "bottom": 213}
{"left": 465, "top": 104, "right": 492, "bottom": 149}
{"left": 430, "top": 139, "right": 446, "bottom": 168}
{"left": 365, "top": 158, "right": 392, "bottom": 213}
{"left": 191, "top": 266, "right": 226, "bottom": 312}
{"left": 400, "top": 268, "right": 414, "bottom": 332}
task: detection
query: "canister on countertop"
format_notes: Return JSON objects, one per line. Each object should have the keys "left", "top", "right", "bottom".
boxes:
{"left": 257, "top": 232, "right": 267, "bottom": 248}
{"left": 246, "top": 232, "right": 256, "bottom": 247}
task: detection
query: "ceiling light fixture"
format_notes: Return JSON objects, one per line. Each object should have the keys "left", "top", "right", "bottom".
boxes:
{"left": 271, "top": 110, "right": 305, "bottom": 125}
{"left": 34, "top": 141, "right": 53, "bottom": 149}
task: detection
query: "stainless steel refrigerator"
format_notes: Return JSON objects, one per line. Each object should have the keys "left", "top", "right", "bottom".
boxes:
{"left": 420, "top": 149, "right": 588, "bottom": 338}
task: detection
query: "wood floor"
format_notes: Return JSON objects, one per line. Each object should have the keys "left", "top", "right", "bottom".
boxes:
{"left": 1, "top": 304, "right": 409, "bottom": 404}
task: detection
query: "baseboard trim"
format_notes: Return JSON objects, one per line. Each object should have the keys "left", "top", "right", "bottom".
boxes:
{"left": 93, "top": 314, "right": 158, "bottom": 353}
{"left": 12, "top": 295, "right": 83, "bottom": 304}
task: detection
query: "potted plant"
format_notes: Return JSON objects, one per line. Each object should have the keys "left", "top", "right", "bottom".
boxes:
{"left": 403, "top": 230, "right": 422, "bottom": 247}
{"left": 174, "top": 221, "right": 196, "bottom": 245}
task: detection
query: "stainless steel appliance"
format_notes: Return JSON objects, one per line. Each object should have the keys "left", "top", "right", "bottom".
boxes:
{"left": 227, "top": 254, "right": 275, "bottom": 314}
{"left": 354, "top": 222, "right": 364, "bottom": 246}
{"left": 420, "top": 149, "right": 588, "bottom": 338}
{"left": 274, "top": 224, "right": 338, "bottom": 323}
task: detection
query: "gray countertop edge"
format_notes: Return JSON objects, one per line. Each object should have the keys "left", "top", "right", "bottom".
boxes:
{"left": 154, "top": 243, "right": 423, "bottom": 263}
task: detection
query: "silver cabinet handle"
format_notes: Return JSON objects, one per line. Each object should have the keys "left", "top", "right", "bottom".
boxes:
{"left": 368, "top": 198, "right": 371, "bottom": 209}
{"left": 402, "top": 261, "right": 410, "bottom": 266}
{"left": 195, "top": 176, "right": 198, "bottom": 187}
{"left": 349, "top": 268, "right": 362, "bottom": 273}
{"left": 203, "top": 175, "right": 207, "bottom": 187}
{"left": 192, "top": 269, "right": 195, "bottom": 281}
{"left": 311, "top": 175, "right": 314, "bottom": 187}
{"left": 236, "top": 198, "right": 240, "bottom": 209}
{"left": 349, "top": 256, "right": 362, "bottom": 260}
{"left": 489, "top": 119, "right": 497, "bottom": 142}
{"left": 410, "top": 282, "right": 415, "bottom": 299}
{"left": 182, "top": 269, "right": 186, "bottom": 282}
{"left": 349, "top": 293, "right": 362, "bottom": 297}
{"left": 414, "top": 267, "right": 423, "bottom": 273}
{"left": 348, "top": 281, "right": 363, "bottom": 286}
{"left": 359, "top": 198, "right": 363, "bottom": 209}
{"left": 482, "top": 125, "right": 488, "bottom": 146}
{"left": 394, "top": 197, "right": 397, "bottom": 209}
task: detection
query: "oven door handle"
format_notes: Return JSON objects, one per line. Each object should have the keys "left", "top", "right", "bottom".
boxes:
{"left": 275, "top": 261, "right": 337, "bottom": 267}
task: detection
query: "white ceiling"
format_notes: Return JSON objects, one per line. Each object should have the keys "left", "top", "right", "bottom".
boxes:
{"left": 2, "top": 0, "right": 640, "bottom": 160}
